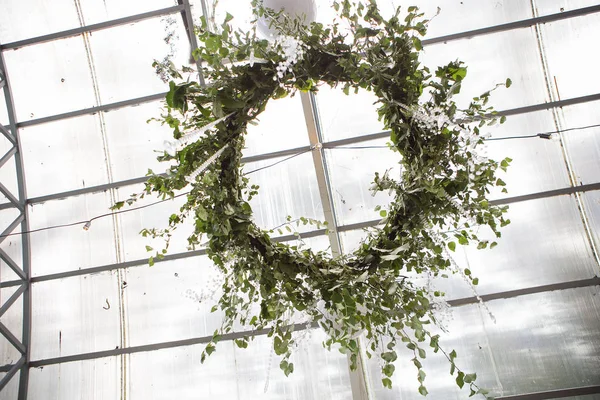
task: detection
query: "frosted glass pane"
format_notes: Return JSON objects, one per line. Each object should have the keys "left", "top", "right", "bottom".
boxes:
{"left": 0, "top": 0, "right": 78, "bottom": 43}
{"left": 484, "top": 110, "right": 571, "bottom": 199}
{"left": 128, "top": 330, "right": 352, "bottom": 400}
{"left": 341, "top": 195, "right": 597, "bottom": 300}
{"left": 370, "top": 286, "right": 600, "bottom": 399}
{"left": 420, "top": 27, "right": 547, "bottom": 111}
{"left": 31, "top": 274, "right": 121, "bottom": 360}
{"left": 536, "top": 0, "right": 600, "bottom": 15}
{"left": 326, "top": 139, "right": 400, "bottom": 226}
{"left": 581, "top": 191, "right": 600, "bottom": 250}
{"left": 79, "top": 0, "right": 176, "bottom": 25}
{"left": 29, "top": 357, "right": 120, "bottom": 400}
{"left": 434, "top": 195, "right": 597, "bottom": 299}
{"left": 0, "top": 289, "right": 23, "bottom": 366}
{"left": 88, "top": 16, "right": 190, "bottom": 104}
{"left": 376, "top": 0, "right": 532, "bottom": 39}
{"left": 0, "top": 95, "right": 9, "bottom": 127}
{"left": 19, "top": 114, "right": 110, "bottom": 198}
{"left": 104, "top": 101, "right": 173, "bottom": 183}
{"left": 125, "top": 255, "right": 224, "bottom": 347}
{"left": 3, "top": 37, "right": 96, "bottom": 122}
{"left": 558, "top": 100, "right": 600, "bottom": 184}
{"left": 245, "top": 152, "right": 325, "bottom": 232}
{"left": 542, "top": 13, "right": 600, "bottom": 100}
{"left": 114, "top": 184, "right": 196, "bottom": 261}
{"left": 244, "top": 94, "right": 309, "bottom": 157}
{"left": 28, "top": 192, "right": 118, "bottom": 276}
{"left": 316, "top": 86, "right": 383, "bottom": 142}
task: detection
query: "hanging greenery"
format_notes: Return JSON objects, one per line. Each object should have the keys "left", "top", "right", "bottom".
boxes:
{"left": 115, "top": 0, "right": 512, "bottom": 397}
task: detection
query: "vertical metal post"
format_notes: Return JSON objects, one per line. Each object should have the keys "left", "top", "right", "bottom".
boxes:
{"left": 0, "top": 46, "right": 32, "bottom": 400}
{"left": 300, "top": 92, "right": 372, "bottom": 400}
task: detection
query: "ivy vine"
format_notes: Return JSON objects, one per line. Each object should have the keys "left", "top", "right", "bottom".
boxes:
{"left": 115, "top": 1, "right": 512, "bottom": 397}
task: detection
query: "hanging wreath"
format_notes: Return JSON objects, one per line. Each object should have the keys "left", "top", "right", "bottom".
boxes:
{"left": 115, "top": 1, "right": 511, "bottom": 397}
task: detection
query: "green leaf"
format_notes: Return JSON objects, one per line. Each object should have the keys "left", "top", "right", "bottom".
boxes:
{"left": 456, "top": 371, "right": 465, "bottom": 388}
{"left": 380, "top": 210, "right": 387, "bottom": 217}
{"left": 418, "top": 369, "right": 426, "bottom": 383}
{"left": 148, "top": 256, "right": 155, "bottom": 267}
{"left": 448, "top": 241, "right": 456, "bottom": 252}
{"left": 382, "top": 378, "right": 392, "bottom": 389}
{"left": 418, "top": 348, "right": 426, "bottom": 359}
{"left": 383, "top": 363, "right": 395, "bottom": 377}
{"left": 418, "top": 385, "right": 428, "bottom": 396}
{"left": 505, "top": 78, "right": 512, "bottom": 88}
{"left": 464, "top": 373, "right": 477, "bottom": 383}
{"left": 490, "top": 241, "right": 498, "bottom": 249}
{"left": 145, "top": 245, "right": 153, "bottom": 252}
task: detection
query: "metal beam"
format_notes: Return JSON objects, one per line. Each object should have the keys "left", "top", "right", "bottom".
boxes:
{"left": 0, "top": 357, "right": 25, "bottom": 392}
{"left": 496, "top": 385, "right": 600, "bottom": 400}
{"left": 0, "top": 147, "right": 17, "bottom": 169}
{"left": 0, "top": 322, "right": 25, "bottom": 354}
{"left": 422, "top": 4, "right": 600, "bottom": 47}
{"left": 0, "top": 248, "right": 26, "bottom": 281}
{"left": 179, "top": 0, "right": 206, "bottom": 86}
{"left": 0, "top": 284, "right": 26, "bottom": 317}
{"left": 0, "top": 5, "right": 186, "bottom": 51}
{"left": 11, "top": 92, "right": 167, "bottom": 129}
{"left": 0, "top": 214, "right": 24, "bottom": 243}
{"left": 447, "top": 276, "right": 600, "bottom": 307}
{"left": 1, "top": 40, "right": 32, "bottom": 400}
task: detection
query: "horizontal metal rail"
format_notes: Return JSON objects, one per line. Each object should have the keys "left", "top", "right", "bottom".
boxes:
{"left": 6, "top": 277, "right": 595, "bottom": 370}
{"left": 0, "top": 5, "right": 186, "bottom": 51}
{"left": 422, "top": 4, "right": 600, "bottom": 46}
{"left": 496, "top": 385, "right": 600, "bottom": 400}
{"left": 0, "top": 357, "right": 25, "bottom": 391}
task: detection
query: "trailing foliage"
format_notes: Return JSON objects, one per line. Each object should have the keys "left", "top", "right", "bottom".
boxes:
{"left": 115, "top": 1, "right": 512, "bottom": 397}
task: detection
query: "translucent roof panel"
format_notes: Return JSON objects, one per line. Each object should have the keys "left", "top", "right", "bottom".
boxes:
{"left": 420, "top": 27, "right": 548, "bottom": 111}
{"left": 28, "top": 192, "right": 118, "bottom": 276}
{"left": 31, "top": 274, "right": 121, "bottom": 360}
{"left": 3, "top": 37, "right": 97, "bottom": 122}
{"left": 325, "top": 138, "right": 399, "bottom": 226}
{"left": 369, "top": 287, "right": 600, "bottom": 399}
{"left": 541, "top": 12, "right": 600, "bottom": 100}
{"left": 127, "top": 331, "right": 353, "bottom": 400}
{"left": 88, "top": 15, "right": 190, "bottom": 104}
{"left": 243, "top": 94, "right": 310, "bottom": 157}
{"left": 19, "top": 115, "right": 109, "bottom": 198}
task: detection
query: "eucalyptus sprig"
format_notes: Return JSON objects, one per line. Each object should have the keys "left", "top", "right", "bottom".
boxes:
{"left": 115, "top": 1, "right": 511, "bottom": 397}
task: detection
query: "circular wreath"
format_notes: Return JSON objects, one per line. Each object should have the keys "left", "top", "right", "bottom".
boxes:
{"left": 117, "top": 1, "right": 511, "bottom": 397}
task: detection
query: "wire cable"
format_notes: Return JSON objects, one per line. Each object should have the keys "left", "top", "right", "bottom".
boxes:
{"left": 2, "top": 122, "right": 598, "bottom": 238}
{"left": 0, "top": 147, "right": 314, "bottom": 239}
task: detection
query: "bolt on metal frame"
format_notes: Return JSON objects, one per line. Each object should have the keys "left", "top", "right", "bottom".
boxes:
{"left": 0, "top": 2, "right": 599, "bottom": 399}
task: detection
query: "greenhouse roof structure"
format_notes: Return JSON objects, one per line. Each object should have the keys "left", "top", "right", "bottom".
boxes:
{"left": 0, "top": 0, "right": 599, "bottom": 399}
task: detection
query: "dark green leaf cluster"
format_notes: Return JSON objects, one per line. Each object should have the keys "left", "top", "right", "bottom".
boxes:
{"left": 124, "top": 1, "right": 510, "bottom": 398}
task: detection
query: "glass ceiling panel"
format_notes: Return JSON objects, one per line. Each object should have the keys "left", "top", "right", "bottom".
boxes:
{"left": 128, "top": 330, "right": 353, "bottom": 400}
{"left": 484, "top": 109, "right": 571, "bottom": 200}
{"left": 114, "top": 184, "right": 196, "bottom": 262}
{"left": 0, "top": 147, "right": 19, "bottom": 205}
{"left": 19, "top": 114, "right": 109, "bottom": 198}
{"left": 3, "top": 37, "right": 97, "bottom": 123}
{"left": 580, "top": 190, "right": 600, "bottom": 252}
{"left": 536, "top": 0, "right": 600, "bottom": 15}
{"left": 244, "top": 152, "right": 325, "bottom": 233}
{"left": 0, "top": 0, "right": 79, "bottom": 44}
{"left": 88, "top": 15, "right": 190, "bottom": 105}
{"left": 31, "top": 273, "right": 121, "bottom": 360}
{"left": 124, "top": 255, "right": 224, "bottom": 347}
{"left": 325, "top": 138, "right": 399, "bottom": 226}
{"left": 420, "top": 27, "right": 548, "bottom": 111}
{"left": 103, "top": 101, "right": 175, "bottom": 184}
{"left": 371, "top": 0, "right": 532, "bottom": 39}
{"left": 0, "top": 291, "right": 23, "bottom": 365}
{"left": 0, "top": 372, "right": 19, "bottom": 400}
{"left": 243, "top": 94, "right": 310, "bottom": 157}
{"left": 341, "top": 194, "right": 597, "bottom": 300}
{"left": 28, "top": 191, "right": 118, "bottom": 277}
{"left": 369, "top": 286, "right": 600, "bottom": 399}
{"left": 316, "top": 86, "right": 383, "bottom": 142}
{"left": 29, "top": 357, "right": 120, "bottom": 400}
{"left": 541, "top": 13, "right": 600, "bottom": 100}
{"left": 78, "top": 0, "right": 176, "bottom": 25}
{"left": 0, "top": 94, "right": 8, "bottom": 126}
{"left": 558, "top": 100, "right": 600, "bottom": 184}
